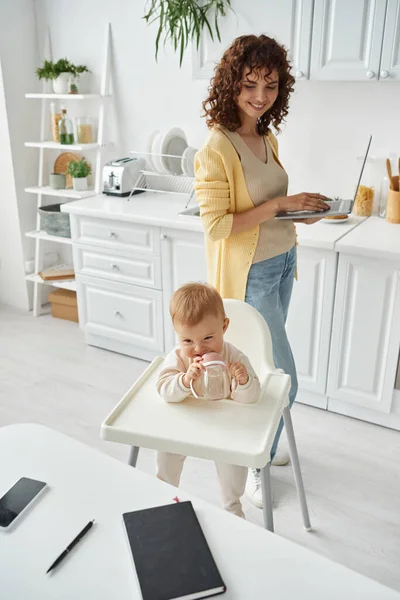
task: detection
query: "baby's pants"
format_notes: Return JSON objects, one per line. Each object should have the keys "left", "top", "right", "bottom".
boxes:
{"left": 156, "top": 451, "right": 248, "bottom": 518}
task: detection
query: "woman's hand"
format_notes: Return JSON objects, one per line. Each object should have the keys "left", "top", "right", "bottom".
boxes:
{"left": 276, "top": 193, "right": 330, "bottom": 214}
{"left": 182, "top": 357, "right": 205, "bottom": 388}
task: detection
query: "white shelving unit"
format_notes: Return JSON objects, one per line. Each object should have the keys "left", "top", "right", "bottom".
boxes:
{"left": 25, "top": 93, "right": 101, "bottom": 100}
{"left": 25, "top": 185, "right": 97, "bottom": 200}
{"left": 25, "top": 141, "right": 99, "bottom": 151}
{"left": 26, "top": 274, "right": 76, "bottom": 292}
{"left": 25, "top": 23, "right": 111, "bottom": 316}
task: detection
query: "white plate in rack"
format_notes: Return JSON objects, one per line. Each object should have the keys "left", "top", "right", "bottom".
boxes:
{"left": 146, "top": 130, "right": 159, "bottom": 172}
{"left": 160, "top": 127, "right": 188, "bottom": 175}
{"left": 151, "top": 131, "right": 165, "bottom": 174}
{"left": 181, "top": 146, "right": 198, "bottom": 177}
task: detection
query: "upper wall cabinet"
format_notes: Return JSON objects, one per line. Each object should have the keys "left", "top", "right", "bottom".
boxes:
{"left": 310, "top": 0, "right": 400, "bottom": 81}
{"left": 380, "top": 0, "right": 400, "bottom": 81}
{"left": 192, "top": 0, "right": 315, "bottom": 81}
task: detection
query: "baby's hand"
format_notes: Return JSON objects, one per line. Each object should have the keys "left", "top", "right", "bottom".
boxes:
{"left": 229, "top": 362, "right": 249, "bottom": 386}
{"left": 182, "top": 357, "right": 205, "bottom": 388}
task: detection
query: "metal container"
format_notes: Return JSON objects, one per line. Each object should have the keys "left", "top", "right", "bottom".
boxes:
{"left": 38, "top": 203, "right": 71, "bottom": 238}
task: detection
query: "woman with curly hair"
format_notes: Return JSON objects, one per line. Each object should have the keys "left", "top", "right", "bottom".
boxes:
{"left": 194, "top": 34, "right": 329, "bottom": 509}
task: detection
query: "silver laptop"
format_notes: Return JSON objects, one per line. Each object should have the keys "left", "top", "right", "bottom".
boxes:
{"left": 275, "top": 135, "right": 372, "bottom": 220}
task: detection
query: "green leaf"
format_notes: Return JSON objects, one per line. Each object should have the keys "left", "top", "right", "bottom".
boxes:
{"left": 143, "top": 0, "right": 232, "bottom": 67}
{"left": 154, "top": 1, "right": 165, "bottom": 61}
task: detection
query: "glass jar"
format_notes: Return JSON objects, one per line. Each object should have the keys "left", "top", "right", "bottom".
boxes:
{"left": 58, "top": 109, "right": 74, "bottom": 145}
{"left": 68, "top": 75, "right": 79, "bottom": 94}
{"left": 76, "top": 117, "right": 93, "bottom": 144}
{"left": 50, "top": 102, "right": 62, "bottom": 143}
{"left": 353, "top": 156, "right": 375, "bottom": 216}
{"left": 379, "top": 176, "right": 390, "bottom": 218}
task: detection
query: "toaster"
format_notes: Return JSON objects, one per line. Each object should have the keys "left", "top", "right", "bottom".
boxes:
{"left": 102, "top": 157, "right": 146, "bottom": 197}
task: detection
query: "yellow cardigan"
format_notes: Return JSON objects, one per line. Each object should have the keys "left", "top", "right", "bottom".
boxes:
{"left": 194, "top": 127, "right": 290, "bottom": 301}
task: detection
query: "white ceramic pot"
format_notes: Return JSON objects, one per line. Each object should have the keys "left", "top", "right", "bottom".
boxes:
{"left": 72, "top": 177, "right": 88, "bottom": 191}
{"left": 52, "top": 73, "right": 70, "bottom": 94}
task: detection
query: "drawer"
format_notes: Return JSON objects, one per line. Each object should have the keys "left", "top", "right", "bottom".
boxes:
{"left": 74, "top": 247, "right": 162, "bottom": 289}
{"left": 77, "top": 275, "right": 164, "bottom": 352}
{"left": 74, "top": 216, "right": 160, "bottom": 256}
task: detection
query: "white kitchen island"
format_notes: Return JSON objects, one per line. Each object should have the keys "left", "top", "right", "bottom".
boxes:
{"left": 62, "top": 196, "right": 400, "bottom": 430}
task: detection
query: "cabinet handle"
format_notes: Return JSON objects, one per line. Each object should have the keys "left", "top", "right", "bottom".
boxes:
{"left": 109, "top": 231, "right": 117, "bottom": 239}
{"left": 111, "top": 263, "right": 119, "bottom": 271}
{"left": 366, "top": 70, "right": 375, "bottom": 79}
{"left": 160, "top": 234, "right": 167, "bottom": 241}
{"left": 380, "top": 69, "right": 389, "bottom": 79}
{"left": 113, "top": 310, "right": 121, "bottom": 317}
{"left": 295, "top": 70, "right": 304, "bottom": 79}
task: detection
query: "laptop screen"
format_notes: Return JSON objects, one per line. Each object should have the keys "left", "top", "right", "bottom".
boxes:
{"left": 352, "top": 135, "right": 372, "bottom": 203}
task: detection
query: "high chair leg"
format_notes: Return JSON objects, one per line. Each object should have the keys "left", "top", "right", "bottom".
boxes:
{"left": 128, "top": 445, "right": 140, "bottom": 467}
{"left": 260, "top": 463, "right": 274, "bottom": 532}
{"left": 283, "top": 407, "right": 312, "bottom": 531}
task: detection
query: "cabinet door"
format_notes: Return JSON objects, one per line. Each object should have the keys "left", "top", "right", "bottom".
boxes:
{"left": 327, "top": 254, "right": 400, "bottom": 414}
{"left": 161, "top": 229, "right": 208, "bottom": 351}
{"left": 310, "top": 0, "right": 387, "bottom": 80}
{"left": 77, "top": 275, "right": 164, "bottom": 356}
{"left": 286, "top": 247, "right": 337, "bottom": 407}
{"left": 379, "top": 0, "right": 400, "bottom": 81}
{"left": 193, "top": 0, "right": 314, "bottom": 81}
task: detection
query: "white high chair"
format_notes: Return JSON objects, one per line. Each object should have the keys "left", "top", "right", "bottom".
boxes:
{"left": 101, "top": 299, "right": 311, "bottom": 532}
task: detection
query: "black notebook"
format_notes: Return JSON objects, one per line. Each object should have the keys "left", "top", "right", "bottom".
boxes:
{"left": 122, "top": 501, "right": 226, "bottom": 600}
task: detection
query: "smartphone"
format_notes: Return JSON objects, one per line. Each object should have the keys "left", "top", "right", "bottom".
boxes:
{"left": 0, "top": 477, "right": 47, "bottom": 531}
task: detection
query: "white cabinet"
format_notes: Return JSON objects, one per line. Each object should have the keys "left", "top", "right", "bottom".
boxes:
{"left": 286, "top": 247, "right": 337, "bottom": 408}
{"left": 77, "top": 274, "right": 164, "bottom": 362}
{"left": 193, "top": 0, "right": 314, "bottom": 80}
{"left": 70, "top": 214, "right": 164, "bottom": 361}
{"left": 327, "top": 253, "right": 400, "bottom": 427}
{"left": 380, "top": 0, "right": 400, "bottom": 81}
{"left": 160, "top": 228, "right": 208, "bottom": 352}
{"left": 310, "top": 0, "right": 387, "bottom": 81}
{"left": 309, "top": 0, "right": 400, "bottom": 81}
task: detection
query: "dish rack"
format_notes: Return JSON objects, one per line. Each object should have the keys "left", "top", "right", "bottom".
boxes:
{"left": 130, "top": 150, "right": 195, "bottom": 207}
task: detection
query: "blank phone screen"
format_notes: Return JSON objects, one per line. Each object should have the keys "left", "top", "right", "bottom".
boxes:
{"left": 0, "top": 477, "right": 46, "bottom": 527}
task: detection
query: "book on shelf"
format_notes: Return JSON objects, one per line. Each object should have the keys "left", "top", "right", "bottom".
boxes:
{"left": 38, "top": 264, "right": 75, "bottom": 281}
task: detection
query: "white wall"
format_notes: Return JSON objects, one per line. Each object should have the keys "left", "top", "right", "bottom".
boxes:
{"left": 0, "top": 0, "right": 40, "bottom": 310}
{"left": 0, "top": 62, "right": 29, "bottom": 310}
{"left": 34, "top": 0, "right": 400, "bottom": 200}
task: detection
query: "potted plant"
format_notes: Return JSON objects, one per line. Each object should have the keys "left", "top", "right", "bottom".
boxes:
{"left": 36, "top": 58, "right": 90, "bottom": 94}
{"left": 144, "top": 0, "right": 232, "bottom": 66}
{"left": 67, "top": 158, "right": 92, "bottom": 191}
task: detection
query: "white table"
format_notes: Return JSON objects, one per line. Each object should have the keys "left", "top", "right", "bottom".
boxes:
{"left": 1, "top": 424, "right": 399, "bottom": 600}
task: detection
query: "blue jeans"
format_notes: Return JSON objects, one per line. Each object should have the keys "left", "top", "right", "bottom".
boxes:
{"left": 245, "top": 246, "right": 298, "bottom": 460}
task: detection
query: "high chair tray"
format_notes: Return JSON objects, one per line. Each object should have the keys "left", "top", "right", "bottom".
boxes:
{"left": 101, "top": 357, "right": 290, "bottom": 468}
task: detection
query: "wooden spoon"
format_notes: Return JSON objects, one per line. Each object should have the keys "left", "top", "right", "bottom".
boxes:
{"left": 386, "top": 158, "right": 394, "bottom": 189}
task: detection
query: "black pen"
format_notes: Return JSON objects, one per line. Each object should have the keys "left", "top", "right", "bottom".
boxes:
{"left": 46, "top": 519, "right": 95, "bottom": 574}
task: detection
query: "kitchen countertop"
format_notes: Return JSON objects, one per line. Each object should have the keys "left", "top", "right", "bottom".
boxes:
{"left": 335, "top": 216, "right": 400, "bottom": 261}
{"left": 62, "top": 193, "right": 204, "bottom": 233}
{"left": 62, "top": 193, "right": 365, "bottom": 249}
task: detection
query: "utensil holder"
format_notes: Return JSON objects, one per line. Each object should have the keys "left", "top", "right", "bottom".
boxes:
{"left": 386, "top": 181, "right": 400, "bottom": 224}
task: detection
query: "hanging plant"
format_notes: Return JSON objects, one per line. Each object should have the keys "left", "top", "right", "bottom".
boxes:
{"left": 144, "top": 0, "right": 232, "bottom": 66}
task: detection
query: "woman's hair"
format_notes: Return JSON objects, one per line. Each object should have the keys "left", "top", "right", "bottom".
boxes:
{"left": 170, "top": 283, "right": 226, "bottom": 326}
{"left": 202, "top": 34, "right": 295, "bottom": 134}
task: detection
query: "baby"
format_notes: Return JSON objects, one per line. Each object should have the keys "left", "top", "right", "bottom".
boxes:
{"left": 156, "top": 282, "right": 260, "bottom": 518}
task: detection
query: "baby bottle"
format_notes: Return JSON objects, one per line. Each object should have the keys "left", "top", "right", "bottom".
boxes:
{"left": 190, "top": 352, "right": 236, "bottom": 401}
